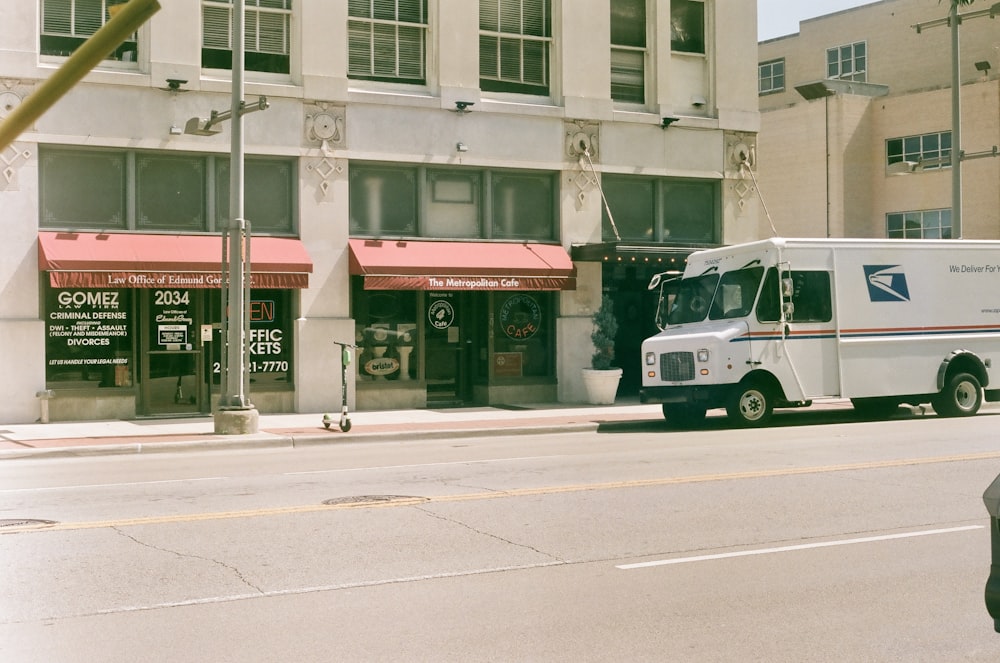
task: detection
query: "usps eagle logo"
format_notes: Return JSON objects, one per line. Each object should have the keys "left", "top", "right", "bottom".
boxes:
{"left": 864, "top": 265, "right": 910, "bottom": 302}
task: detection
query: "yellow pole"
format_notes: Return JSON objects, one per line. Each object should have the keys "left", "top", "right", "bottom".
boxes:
{"left": 0, "top": 0, "right": 161, "bottom": 151}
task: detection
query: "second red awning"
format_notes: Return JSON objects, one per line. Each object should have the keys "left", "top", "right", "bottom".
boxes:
{"left": 348, "top": 239, "right": 576, "bottom": 291}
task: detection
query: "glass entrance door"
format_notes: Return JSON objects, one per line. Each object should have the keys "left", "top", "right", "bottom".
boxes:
{"left": 139, "top": 288, "right": 207, "bottom": 416}
{"left": 424, "top": 292, "right": 473, "bottom": 405}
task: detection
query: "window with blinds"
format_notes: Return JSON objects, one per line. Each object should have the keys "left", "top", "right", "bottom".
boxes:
{"left": 40, "top": 0, "right": 137, "bottom": 61}
{"left": 479, "top": 0, "right": 551, "bottom": 95}
{"left": 202, "top": 0, "right": 292, "bottom": 74}
{"left": 348, "top": 0, "right": 427, "bottom": 83}
{"left": 611, "top": 0, "right": 646, "bottom": 104}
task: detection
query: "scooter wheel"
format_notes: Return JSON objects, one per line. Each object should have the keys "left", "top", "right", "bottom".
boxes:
{"left": 339, "top": 418, "right": 352, "bottom": 433}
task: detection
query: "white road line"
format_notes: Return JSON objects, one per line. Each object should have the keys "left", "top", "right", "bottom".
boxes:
{"left": 86, "top": 561, "right": 566, "bottom": 616}
{"left": 616, "top": 525, "right": 984, "bottom": 570}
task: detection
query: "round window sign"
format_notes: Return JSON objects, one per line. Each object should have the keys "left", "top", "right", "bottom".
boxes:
{"left": 500, "top": 294, "right": 541, "bottom": 340}
{"left": 428, "top": 300, "right": 455, "bottom": 329}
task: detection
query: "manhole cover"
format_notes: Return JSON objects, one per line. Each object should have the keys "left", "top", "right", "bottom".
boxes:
{"left": 0, "top": 519, "right": 57, "bottom": 529}
{"left": 323, "top": 495, "right": 427, "bottom": 506}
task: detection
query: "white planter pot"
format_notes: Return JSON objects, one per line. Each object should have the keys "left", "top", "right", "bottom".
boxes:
{"left": 581, "top": 367, "right": 623, "bottom": 405}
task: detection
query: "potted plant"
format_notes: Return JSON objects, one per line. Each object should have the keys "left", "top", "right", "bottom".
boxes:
{"left": 582, "top": 294, "right": 622, "bottom": 404}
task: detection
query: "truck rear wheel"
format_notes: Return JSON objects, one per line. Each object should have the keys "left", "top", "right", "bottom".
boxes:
{"left": 662, "top": 403, "right": 707, "bottom": 428}
{"left": 727, "top": 382, "right": 773, "bottom": 427}
{"left": 932, "top": 372, "right": 983, "bottom": 417}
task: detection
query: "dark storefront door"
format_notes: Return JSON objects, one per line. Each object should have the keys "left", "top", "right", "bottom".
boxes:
{"left": 139, "top": 288, "right": 208, "bottom": 416}
{"left": 424, "top": 292, "right": 474, "bottom": 405}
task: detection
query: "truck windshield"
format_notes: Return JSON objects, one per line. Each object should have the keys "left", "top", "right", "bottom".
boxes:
{"left": 709, "top": 266, "right": 764, "bottom": 320}
{"left": 661, "top": 273, "right": 720, "bottom": 326}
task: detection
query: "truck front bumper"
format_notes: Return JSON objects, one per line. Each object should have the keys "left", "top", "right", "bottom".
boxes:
{"left": 640, "top": 384, "right": 734, "bottom": 407}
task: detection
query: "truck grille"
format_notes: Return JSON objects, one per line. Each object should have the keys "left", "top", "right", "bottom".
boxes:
{"left": 659, "top": 352, "right": 695, "bottom": 382}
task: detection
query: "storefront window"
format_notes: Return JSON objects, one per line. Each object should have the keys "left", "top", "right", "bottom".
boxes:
{"left": 45, "top": 287, "right": 134, "bottom": 388}
{"left": 209, "top": 289, "right": 295, "bottom": 388}
{"left": 494, "top": 292, "right": 551, "bottom": 377}
{"left": 352, "top": 285, "right": 418, "bottom": 382}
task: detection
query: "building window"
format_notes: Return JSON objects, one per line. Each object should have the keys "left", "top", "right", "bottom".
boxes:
{"left": 40, "top": 149, "right": 127, "bottom": 228}
{"left": 887, "top": 209, "right": 952, "bottom": 239}
{"left": 886, "top": 131, "right": 951, "bottom": 171}
{"left": 758, "top": 58, "right": 785, "bottom": 94}
{"left": 137, "top": 155, "right": 207, "bottom": 230}
{"left": 348, "top": 0, "right": 427, "bottom": 83}
{"left": 40, "top": 147, "right": 296, "bottom": 234}
{"left": 670, "top": 0, "right": 705, "bottom": 54}
{"left": 216, "top": 158, "right": 295, "bottom": 232}
{"left": 202, "top": 0, "right": 292, "bottom": 74}
{"left": 40, "top": 0, "right": 137, "bottom": 61}
{"left": 479, "top": 0, "right": 551, "bottom": 95}
{"left": 350, "top": 163, "right": 557, "bottom": 241}
{"left": 601, "top": 175, "right": 719, "bottom": 244}
{"left": 611, "top": 0, "right": 646, "bottom": 104}
{"left": 827, "top": 41, "right": 866, "bottom": 82}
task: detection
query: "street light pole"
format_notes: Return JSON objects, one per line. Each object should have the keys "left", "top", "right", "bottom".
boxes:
{"left": 214, "top": 0, "right": 259, "bottom": 434}
{"left": 949, "top": 0, "right": 963, "bottom": 238}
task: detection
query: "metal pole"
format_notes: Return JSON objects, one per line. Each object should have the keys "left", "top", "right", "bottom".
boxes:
{"left": 0, "top": 0, "right": 160, "bottom": 151}
{"left": 217, "top": 0, "right": 257, "bottom": 428}
{"left": 950, "top": 1, "right": 963, "bottom": 238}
{"left": 227, "top": 0, "right": 248, "bottom": 408}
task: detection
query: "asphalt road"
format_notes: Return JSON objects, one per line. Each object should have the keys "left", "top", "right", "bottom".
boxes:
{"left": 3, "top": 408, "right": 1000, "bottom": 662}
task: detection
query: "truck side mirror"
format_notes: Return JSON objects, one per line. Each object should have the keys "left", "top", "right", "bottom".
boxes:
{"left": 984, "top": 473, "right": 1000, "bottom": 631}
{"left": 782, "top": 301, "right": 795, "bottom": 317}
{"left": 781, "top": 278, "right": 794, "bottom": 298}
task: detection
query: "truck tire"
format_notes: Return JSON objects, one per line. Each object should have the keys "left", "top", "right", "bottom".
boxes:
{"left": 662, "top": 403, "right": 707, "bottom": 428}
{"left": 932, "top": 372, "right": 983, "bottom": 417}
{"left": 727, "top": 382, "right": 773, "bottom": 427}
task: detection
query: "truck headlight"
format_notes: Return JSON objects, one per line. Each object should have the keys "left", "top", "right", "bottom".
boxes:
{"left": 645, "top": 352, "right": 656, "bottom": 366}
{"left": 697, "top": 349, "right": 710, "bottom": 362}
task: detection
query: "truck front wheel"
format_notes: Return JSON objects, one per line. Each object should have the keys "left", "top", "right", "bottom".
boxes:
{"left": 932, "top": 372, "right": 983, "bottom": 417}
{"left": 727, "top": 382, "right": 773, "bottom": 427}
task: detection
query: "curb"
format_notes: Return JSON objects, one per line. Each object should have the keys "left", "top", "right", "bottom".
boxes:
{"left": 0, "top": 420, "right": 604, "bottom": 461}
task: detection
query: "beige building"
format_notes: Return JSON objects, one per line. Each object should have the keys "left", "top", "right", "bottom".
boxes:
{"left": 756, "top": 0, "right": 1000, "bottom": 240}
{"left": 0, "top": 0, "right": 759, "bottom": 424}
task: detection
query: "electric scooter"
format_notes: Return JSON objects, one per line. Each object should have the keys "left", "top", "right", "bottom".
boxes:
{"left": 323, "top": 340, "right": 357, "bottom": 432}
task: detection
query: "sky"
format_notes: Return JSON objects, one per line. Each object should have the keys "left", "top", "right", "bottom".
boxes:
{"left": 758, "top": 0, "right": 882, "bottom": 41}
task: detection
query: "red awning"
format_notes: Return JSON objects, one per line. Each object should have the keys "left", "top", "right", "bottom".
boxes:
{"left": 38, "top": 231, "right": 313, "bottom": 289}
{"left": 348, "top": 239, "right": 576, "bottom": 291}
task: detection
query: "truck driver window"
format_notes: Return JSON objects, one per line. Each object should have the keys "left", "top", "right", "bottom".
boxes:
{"left": 709, "top": 266, "right": 764, "bottom": 320}
{"left": 756, "top": 269, "right": 832, "bottom": 323}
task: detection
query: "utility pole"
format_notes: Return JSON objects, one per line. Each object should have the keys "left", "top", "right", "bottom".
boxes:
{"left": 913, "top": 1, "right": 1000, "bottom": 239}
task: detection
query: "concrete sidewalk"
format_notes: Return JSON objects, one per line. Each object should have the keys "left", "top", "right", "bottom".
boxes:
{"left": 0, "top": 402, "right": 667, "bottom": 460}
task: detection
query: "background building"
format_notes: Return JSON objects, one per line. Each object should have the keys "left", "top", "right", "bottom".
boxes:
{"left": 756, "top": 0, "right": 1000, "bottom": 240}
{"left": 0, "top": 0, "right": 759, "bottom": 424}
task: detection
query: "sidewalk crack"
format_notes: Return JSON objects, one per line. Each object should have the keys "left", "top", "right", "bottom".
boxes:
{"left": 414, "top": 506, "right": 565, "bottom": 563}
{"left": 112, "top": 526, "right": 264, "bottom": 594}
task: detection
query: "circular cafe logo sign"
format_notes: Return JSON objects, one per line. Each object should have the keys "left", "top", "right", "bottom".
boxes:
{"left": 500, "top": 294, "right": 541, "bottom": 340}
{"left": 428, "top": 299, "right": 455, "bottom": 329}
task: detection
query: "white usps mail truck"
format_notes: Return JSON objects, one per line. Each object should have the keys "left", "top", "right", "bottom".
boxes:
{"left": 640, "top": 237, "right": 1000, "bottom": 427}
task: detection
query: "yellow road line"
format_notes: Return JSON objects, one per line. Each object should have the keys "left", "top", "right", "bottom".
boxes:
{"left": 5, "top": 451, "right": 999, "bottom": 534}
